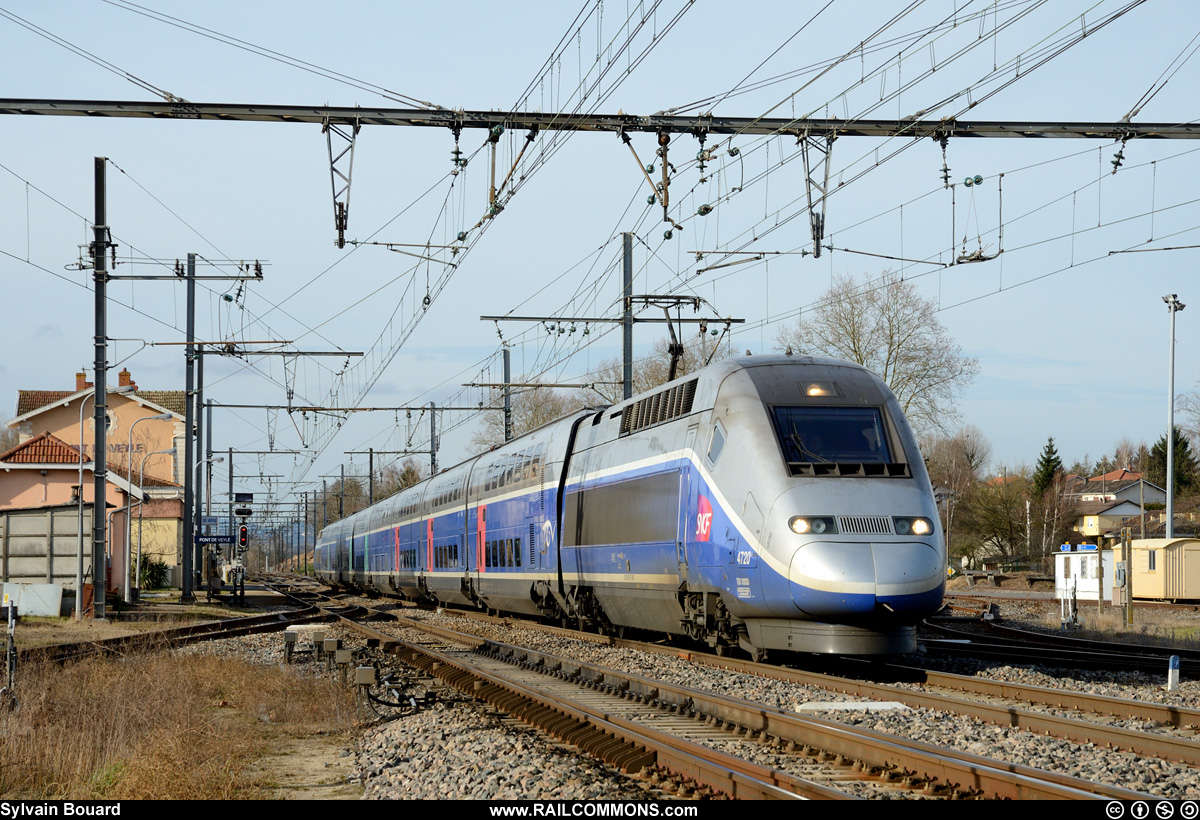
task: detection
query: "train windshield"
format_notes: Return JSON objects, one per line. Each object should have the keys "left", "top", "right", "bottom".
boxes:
{"left": 772, "top": 406, "right": 892, "bottom": 464}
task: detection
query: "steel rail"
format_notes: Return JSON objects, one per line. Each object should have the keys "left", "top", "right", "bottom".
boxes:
{"left": 315, "top": 597, "right": 1153, "bottom": 801}
{"left": 3, "top": 99, "right": 1200, "bottom": 140}
{"left": 332, "top": 617, "right": 836, "bottom": 800}
{"left": 984, "top": 620, "right": 1200, "bottom": 663}
{"left": 469, "top": 639, "right": 1152, "bottom": 801}
{"left": 297, "top": 584, "right": 1200, "bottom": 772}
{"left": 888, "top": 662, "right": 1200, "bottom": 729}
{"left": 593, "top": 630, "right": 1200, "bottom": 764}
{"left": 20, "top": 603, "right": 331, "bottom": 665}
{"left": 922, "top": 623, "right": 1200, "bottom": 676}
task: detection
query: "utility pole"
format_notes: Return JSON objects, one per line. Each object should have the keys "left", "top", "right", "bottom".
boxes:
{"left": 99, "top": 258, "right": 263, "bottom": 603}
{"left": 430, "top": 402, "right": 437, "bottom": 474}
{"left": 91, "top": 157, "right": 110, "bottom": 619}
{"left": 503, "top": 346, "right": 512, "bottom": 441}
{"left": 1164, "top": 294, "right": 1186, "bottom": 539}
{"left": 182, "top": 253, "right": 197, "bottom": 602}
{"left": 194, "top": 350, "right": 205, "bottom": 589}
{"left": 623, "top": 232, "right": 633, "bottom": 400}
{"left": 483, "top": 252, "right": 740, "bottom": 403}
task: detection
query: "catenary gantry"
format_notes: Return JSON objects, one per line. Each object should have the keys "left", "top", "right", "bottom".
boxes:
{"left": 2, "top": 98, "right": 1199, "bottom": 140}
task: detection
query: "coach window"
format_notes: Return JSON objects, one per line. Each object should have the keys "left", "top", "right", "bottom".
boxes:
{"left": 707, "top": 421, "right": 726, "bottom": 465}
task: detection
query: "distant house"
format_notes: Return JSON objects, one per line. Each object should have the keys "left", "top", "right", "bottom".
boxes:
{"left": 1073, "top": 470, "right": 1166, "bottom": 507}
{"left": 1066, "top": 470, "right": 1170, "bottom": 543}
{"left": 1072, "top": 499, "right": 1144, "bottom": 539}
{"left": 1, "top": 369, "right": 184, "bottom": 599}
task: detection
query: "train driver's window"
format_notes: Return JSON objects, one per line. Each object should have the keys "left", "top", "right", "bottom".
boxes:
{"left": 707, "top": 421, "right": 726, "bottom": 464}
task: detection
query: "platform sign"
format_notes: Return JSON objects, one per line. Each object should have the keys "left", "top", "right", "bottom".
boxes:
{"left": 201, "top": 516, "right": 219, "bottom": 528}
{"left": 195, "top": 535, "right": 235, "bottom": 546}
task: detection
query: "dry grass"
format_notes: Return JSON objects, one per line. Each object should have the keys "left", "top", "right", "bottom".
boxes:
{"left": 0, "top": 649, "right": 359, "bottom": 799}
{"left": 15, "top": 615, "right": 196, "bottom": 648}
{"left": 1035, "top": 605, "right": 1200, "bottom": 651}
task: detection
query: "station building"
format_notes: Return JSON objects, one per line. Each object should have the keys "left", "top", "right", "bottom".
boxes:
{"left": 1, "top": 369, "right": 184, "bottom": 609}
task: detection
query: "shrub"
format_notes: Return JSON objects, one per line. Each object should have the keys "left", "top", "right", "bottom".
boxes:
{"left": 139, "top": 556, "right": 171, "bottom": 590}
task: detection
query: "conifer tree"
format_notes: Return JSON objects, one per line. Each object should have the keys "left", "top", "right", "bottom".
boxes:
{"left": 1146, "top": 426, "right": 1199, "bottom": 495}
{"left": 1032, "top": 437, "right": 1063, "bottom": 498}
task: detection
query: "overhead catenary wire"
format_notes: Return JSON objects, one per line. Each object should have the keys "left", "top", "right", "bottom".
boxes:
{"left": 101, "top": 0, "right": 443, "bottom": 109}
{"left": 5, "top": 2, "right": 1192, "bottom": 509}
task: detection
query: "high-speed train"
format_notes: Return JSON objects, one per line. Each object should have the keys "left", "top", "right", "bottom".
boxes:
{"left": 314, "top": 354, "right": 945, "bottom": 657}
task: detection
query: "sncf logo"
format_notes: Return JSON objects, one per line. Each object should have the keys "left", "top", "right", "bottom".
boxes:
{"left": 695, "top": 495, "right": 713, "bottom": 542}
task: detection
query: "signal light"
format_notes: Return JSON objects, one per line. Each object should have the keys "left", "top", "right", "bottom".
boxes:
{"left": 239, "top": 525, "right": 248, "bottom": 548}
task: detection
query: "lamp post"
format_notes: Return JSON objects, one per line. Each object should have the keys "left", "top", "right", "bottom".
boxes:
{"left": 120, "top": 412, "right": 173, "bottom": 603}
{"left": 75, "top": 383, "right": 135, "bottom": 621}
{"left": 134, "top": 446, "right": 174, "bottom": 599}
{"left": 1164, "top": 294, "right": 1186, "bottom": 539}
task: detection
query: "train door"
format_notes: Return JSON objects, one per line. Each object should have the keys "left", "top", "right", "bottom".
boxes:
{"left": 472, "top": 503, "right": 486, "bottom": 595}
{"left": 679, "top": 425, "right": 698, "bottom": 573}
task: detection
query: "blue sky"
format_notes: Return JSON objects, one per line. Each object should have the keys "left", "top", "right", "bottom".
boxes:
{"left": 1, "top": 0, "right": 1197, "bottom": 503}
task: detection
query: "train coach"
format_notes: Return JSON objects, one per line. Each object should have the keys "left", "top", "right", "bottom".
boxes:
{"left": 315, "top": 354, "right": 946, "bottom": 657}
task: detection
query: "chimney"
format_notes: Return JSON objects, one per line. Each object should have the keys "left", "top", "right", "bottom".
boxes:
{"left": 118, "top": 368, "right": 136, "bottom": 390}
{"left": 76, "top": 372, "right": 93, "bottom": 391}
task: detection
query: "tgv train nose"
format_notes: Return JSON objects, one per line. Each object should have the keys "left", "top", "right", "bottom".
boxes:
{"left": 787, "top": 541, "right": 944, "bottom": 618}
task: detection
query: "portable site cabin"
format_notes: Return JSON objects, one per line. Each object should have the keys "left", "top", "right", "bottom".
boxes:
{"left": 1129, "top": 538, "right": 1200, "bottom": 601}
{"left": 1054, "top": 545, "right": 1114, "bottom": 603}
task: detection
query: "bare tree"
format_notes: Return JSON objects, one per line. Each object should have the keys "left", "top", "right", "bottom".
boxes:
{"left": 469, "top": 382, "right": 582, "bottom": 454}
{"left": 922, "top": 425, "right": 991, "bottom": 565}
{"left": 1034, "top": 473, "right": 1077, "bottom": 560}
{"left": 1181, "top": 382, "right": 1200, "bottom": 450}
{"left": 377, "top": 457, "right": 425, "bottom": 497}
{"left": 774, "top": 271, "right": 979, "bottom": 435}
{"left": 1111, "top": 437, "right": 1144, "bottom": 473}
{"left": 0, "top": 418, "right": 17, "bottom": 454}
{"left": 958, "top": 470, "right": 1030, "bottom": 563}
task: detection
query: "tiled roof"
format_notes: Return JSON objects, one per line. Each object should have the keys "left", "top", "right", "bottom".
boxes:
{"left": 108, "top": 464, "right": 180, "bottom": 489}
{"left": 13, "top": 389, "right": 186, "bottom": 419}
{"left": 132, "top": 391, "right": 186, "bottom": 416}
{"left": 1090, "top": 469, "right": 1142, "bottom": 483}
{"left": 1075, "top": 499, "right": 1134, "bottom": 516}
{"left": 16, "top": 391, "right": 72, "bottom": 417}
{"left": 1081, "top": 478, "right": 1148, "bottom": 495}
{"left": 0, "top": 431, "right": 86, "bottom": 464}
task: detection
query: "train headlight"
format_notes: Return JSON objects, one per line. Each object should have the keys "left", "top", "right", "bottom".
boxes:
{"left": 789, "top": 516, "right": 838, "bottom": 535}
{"left": 893, "top": 516, "right": 933, "bottom": 536}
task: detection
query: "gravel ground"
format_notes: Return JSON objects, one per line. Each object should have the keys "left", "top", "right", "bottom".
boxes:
{"left": 181, "top": 598, "right": 1200, "bottom": 799}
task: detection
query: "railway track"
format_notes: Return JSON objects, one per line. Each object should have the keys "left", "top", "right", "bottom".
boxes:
{"left": 921, "top": 620, "right": 1200, "bottom": 676}
{"left": 19, "top": 597, "right": 336, "bottom": 665}
{"left": 315, "top": 584, "right": 1200, "bottom": 770}
{"left": 22, "top": 579, "right": 1197, "bottom": 799}
{"left": 268, "top": 584, "right": 1164, "bottom": 800}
